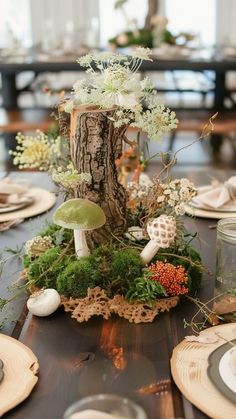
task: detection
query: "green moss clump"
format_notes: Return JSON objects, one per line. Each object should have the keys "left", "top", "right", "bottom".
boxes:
{"left": 89, "top": 244, "right": 114, "bottom": 288}
{"left": 23, "top": 254, "right": 31, "bottom": 268}
{"left": 109, "top": 28, "right": 153, "bottom": 48}
{"left": 56, "top": 258, "right": 96, "bottom": 298}
{"left": 56, "top": 246, "right": 144, "bottom": 299}
{"left": 110, "top": 249, "right": 143, "bottom": 294}
{"left": 28, "top": 247, "right": 72, "bottom": 289}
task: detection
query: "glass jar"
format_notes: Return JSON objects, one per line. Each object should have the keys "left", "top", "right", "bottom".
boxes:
{"left": 63, "top": 394, "right": 147, "bottom": 419}
{"left": 213, "top": 218, "right": 236, "bottom": 316}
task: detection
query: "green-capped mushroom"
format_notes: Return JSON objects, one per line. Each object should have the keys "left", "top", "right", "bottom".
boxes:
{"left": 53, "top": 199, "right": 106, "bottom": 258}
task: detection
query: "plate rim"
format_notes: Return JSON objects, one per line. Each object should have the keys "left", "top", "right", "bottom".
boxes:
{"left": 207, "top": 339, "right": 236, "bottom": 404}
{"left": 0, "top": 196, "right": 34, "bottom": 214}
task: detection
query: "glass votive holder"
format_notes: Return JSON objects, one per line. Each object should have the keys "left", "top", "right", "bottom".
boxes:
{"left": 63, "top": 394, "right": 147, "bottom": 419}
{"left": 213, "top": 218, "right": 236, "bottom": 316}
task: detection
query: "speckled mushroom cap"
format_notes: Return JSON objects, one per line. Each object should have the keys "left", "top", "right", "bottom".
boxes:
{"left": 147, "top": 215, "right": 176, "bottom": 248}
{"left": 53, "top": 198, "right": 106, "bottom": 230}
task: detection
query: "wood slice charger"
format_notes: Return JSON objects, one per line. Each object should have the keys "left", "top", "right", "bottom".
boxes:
{"left": 0, "top": 333, "right": 39, "bottom": 416}
{"left": 0, "top": 188, "right": 56, "bottom": 222}
{"left": 170, "top": 323, "right": 236, "bottom": 419}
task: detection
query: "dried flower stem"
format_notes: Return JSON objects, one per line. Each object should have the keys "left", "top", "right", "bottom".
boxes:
{"left": 157, "top": 113, "right": 218, "bottom": 181}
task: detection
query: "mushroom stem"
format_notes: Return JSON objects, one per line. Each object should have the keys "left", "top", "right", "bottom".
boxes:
{"left": 140, "top": 240, "right": 160, "bottom": 265}
{"left": 74, "top": 230, "right": 90, "bottom": 258}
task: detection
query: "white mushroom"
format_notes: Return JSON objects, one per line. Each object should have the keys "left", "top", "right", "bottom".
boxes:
{"left": 27, "top": 289, "right": 61, "bottom": 317}
{"left": 125, "top": 226, "right": 145, "bottom": 241}
{"left": 139, "top": 173, "right": 153, "bottom": 188}
{"left": 140, "top": 215, "right": 176, "bottom": 265}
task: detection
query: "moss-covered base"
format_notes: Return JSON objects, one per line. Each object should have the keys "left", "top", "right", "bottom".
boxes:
{"left": 24, "top": 224, "right": 203, "bottom": 320}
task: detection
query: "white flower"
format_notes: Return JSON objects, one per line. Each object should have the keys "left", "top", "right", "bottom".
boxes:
{"left": 11, "top": 131, "right": 62, "bottom": 171}
{"left": 168, "top": 199, "right": 176, "bottom": 207}
{"left": 169, "top": 191, "right": 179, "bottom": 201}
{"left": 132, "top": 105, "right": 178, "bottom": 140}
{"left": 139, "top": 173, "right": 153, "bottom": 187}
{"left": 180, "top": 178, "right": 191, "bottom": 187}
{"left": 25, "top": 236, "right": 53, "bottom": 258}
{"left": 116, "top": 93, "right": 139, "bottom": 107}
{"left": 64, "top": 100, "right": 74, "bottom": 113}
{"left": 179, "top": 187, "right": 190, "bottom": 199}
{"left": 70, "top": 50, "right": 178, "bottom": 139}
{"left": 141, "top": 77, "right": 155, "bottom": 92}
{"left": 157, "top": 195, "right": 165, "bottom": 203}
{"left": 130, "top": 47, "right": 153, "bottom": 61}
{"left": 52, "top": 165, "right": 91, "bottom": 190}
{"left": 175, "top": 203, "right": 186, "bottom": 216}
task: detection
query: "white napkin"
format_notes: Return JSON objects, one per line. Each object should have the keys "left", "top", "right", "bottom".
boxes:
{"left": 193, "top": 176, "right": 236, "bottom": 209}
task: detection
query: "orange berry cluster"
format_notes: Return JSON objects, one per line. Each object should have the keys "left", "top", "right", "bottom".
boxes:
{"left": 148, "top": 261, "right": 189, "bottom": 296}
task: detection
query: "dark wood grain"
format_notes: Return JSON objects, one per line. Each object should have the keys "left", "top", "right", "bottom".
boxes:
{"left": 1, "top": 170, "right": 231, "bottom": 419}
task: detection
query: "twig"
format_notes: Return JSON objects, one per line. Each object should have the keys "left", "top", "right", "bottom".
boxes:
{"left": 159, "top": 252, "right": 210, "bottom": 273}
{"left": 123, "top": 135, "right": 137, "bottom": 148}
{"left": 157, "top": 113, "right": 218, "bottom": 180}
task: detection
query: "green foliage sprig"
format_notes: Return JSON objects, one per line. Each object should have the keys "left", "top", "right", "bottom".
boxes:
{"left": 125, "top": 271, "right": 166, "bottom": 304}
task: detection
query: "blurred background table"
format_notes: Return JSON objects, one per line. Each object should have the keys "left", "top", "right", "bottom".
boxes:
{"left": 0, "top": 48, "right": 236, "bottom": 111}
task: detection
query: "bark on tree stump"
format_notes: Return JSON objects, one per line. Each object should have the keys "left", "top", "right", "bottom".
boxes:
{"left": 69, "top": 107, "right": 127, "bottom": 246}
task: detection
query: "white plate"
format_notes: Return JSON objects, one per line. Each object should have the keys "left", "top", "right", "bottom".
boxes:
{"left": 0, "top": 188, "right": 56, "bottom": 222}
{"left": 219, "top": 348, "right": 236, "bottom": 394}
{"left": 0, "top": 196, "right": 34, "bottom": 214}
{"left": 184, "top": 203, "right": 236, "bottom": 219}
{"left": 191, "top": 200, "right": 236, "bottom": 212}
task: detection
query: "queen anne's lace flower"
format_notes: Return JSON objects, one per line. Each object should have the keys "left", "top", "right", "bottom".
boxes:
{"left": 130, "top": 47, "right": 153, "bottom": 61}
{"left": 52, "top": 164, "right": 91, "bottom": 191}
{"left": 68, "top": 49, "right": 178, "bottom": 140}
{"left": 10, "top": 131, "right": 62, "bottom": 170}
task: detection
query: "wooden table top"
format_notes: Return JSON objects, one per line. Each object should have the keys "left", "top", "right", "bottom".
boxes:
{"left": 0, "top": 48, "right": 236, "bottom": 72}
{"left": 0, "top": 169, "right": 232, "bottom": 419}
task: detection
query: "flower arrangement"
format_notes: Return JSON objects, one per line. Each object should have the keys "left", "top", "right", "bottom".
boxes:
{"left": 3, "top": 48, "right": 206, "bottom": 324}
{"left": 65, "top": 47, "right": 178, "bottom": 140}
{"left": 108, "top": 1, "right": 194, "bottom": 50}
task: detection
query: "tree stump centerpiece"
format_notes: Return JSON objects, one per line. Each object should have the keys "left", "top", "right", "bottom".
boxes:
{"left": 60, "top": 48, "right": 178, "bottom": 248}
{"left": 9, "top": 48, "right": 205, "bottom": 324}
{"left": 70, "top": 107, "right": 127, "bottom": 244}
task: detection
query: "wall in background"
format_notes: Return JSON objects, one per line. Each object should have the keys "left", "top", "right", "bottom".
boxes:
{"left": 0, "top": 0, "right": 236, "bottom": 50}
{"left": 165, "top": 0, "right": 216, "bottom": 46}
{"left": 0, "top": 0, "right": 31, "bottom": 48}
{"left": 216, "top": 0, "right": 236, "bottom": 46}
{"left": 30, "top": 0, "right": 100, "bottom": 50}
